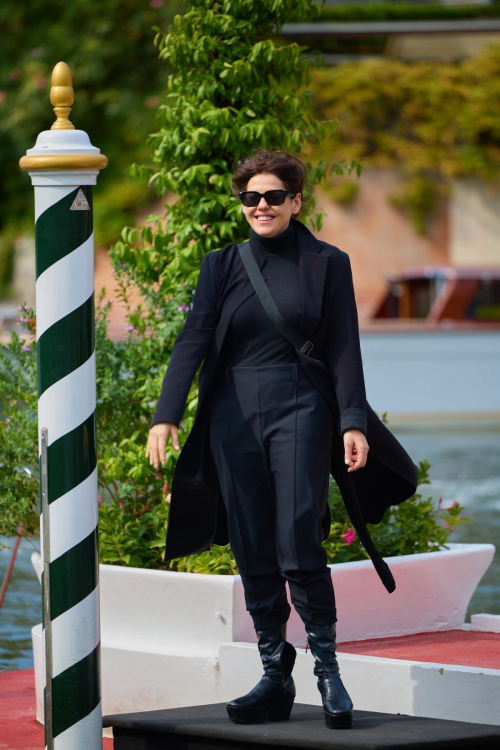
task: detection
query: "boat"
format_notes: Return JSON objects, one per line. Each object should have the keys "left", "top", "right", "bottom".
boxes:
{"left": 367, "top": 265, "right": 500, "bottom": 330}
{"left": 356, "top": 266, "right": 500, "bottom": 421}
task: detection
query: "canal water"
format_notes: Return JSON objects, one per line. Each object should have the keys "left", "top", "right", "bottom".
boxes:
{"left": 392, "top": 420, "right": 500, "bottom": 619}
{"left": 1, "top": 421, "right": 498, "bottom": 671}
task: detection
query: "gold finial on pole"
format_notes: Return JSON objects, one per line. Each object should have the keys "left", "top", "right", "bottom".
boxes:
{"left": 50, "top": 62, "right": 75, "bottom": 130}
{"left": 19, "top": 61, "right": 108, "bottom": 172}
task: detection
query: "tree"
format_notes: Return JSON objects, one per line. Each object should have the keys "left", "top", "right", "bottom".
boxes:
{"left": 0, "top": 0, "right": 184, "bottom": 293}
{"left": 112, "top": 0, "right": 358, "bottom": 316}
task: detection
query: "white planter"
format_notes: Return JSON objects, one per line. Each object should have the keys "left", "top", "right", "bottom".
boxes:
{"left": 32, "top": 542, "right": 496, "bottom": 724}
{"left": 99, "top": 541, "right": 495, "bottom": 648}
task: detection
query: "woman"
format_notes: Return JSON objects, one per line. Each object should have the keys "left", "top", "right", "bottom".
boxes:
{"left": 146, "top": 149, "right": 415, "bottom": 730}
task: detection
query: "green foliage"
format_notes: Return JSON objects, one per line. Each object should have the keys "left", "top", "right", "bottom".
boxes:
{"left": 111, "top": 0, "right": 362, "bottom": 319}
{"left": 309, "top": 43, "right": 500, "bottom": 233}
{"left": 322, "top": 458, "right": 471, "bottom": 565}
{"left": 0, "top": 0, "right": 186, "bottom": 290}
{"left": 0, "top": 228, "right": 17, "bottom": 297}
{"left": 171, "top": 545, "right": 239, "bottom": 575}
{"left": 0, "top": 308, "right": 39, "bottom": 541}
{"left": 319, "top": 1, "right": 500, "bottom": 23}
{"left": 98, "top": 490, "right": 170, "bottom": 569}
{"left": 0, "top": 295, "right": 177, "bottom": 558}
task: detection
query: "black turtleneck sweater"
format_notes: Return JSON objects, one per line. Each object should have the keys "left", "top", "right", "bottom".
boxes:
{"left": 219, "top": 219, "right": 302, "bottom": 368}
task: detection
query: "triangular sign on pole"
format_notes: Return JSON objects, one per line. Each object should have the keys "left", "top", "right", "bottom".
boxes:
{"left": 70, "top": 188, "right": 90, "bottom": 211}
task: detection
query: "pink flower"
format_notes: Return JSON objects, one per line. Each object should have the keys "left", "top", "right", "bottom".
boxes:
{"left": 22, "top": 344, "right": 30, "bottom": 352}
{"left": 125, "top": 324, "right": 135, "bottom": 332}
{"left": 342, "top": 528, "right": 356, "bottom": 546}
{"left": 444, "top": 500, "right": 458, "bottom": 511}
{"left": 163, "top": 480, "right": 169, "bottom": 494}
{"left": 165, "top": 493, "right": 171, "bottom": 504}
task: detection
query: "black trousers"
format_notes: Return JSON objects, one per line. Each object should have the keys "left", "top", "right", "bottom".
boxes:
{"left": 209, "top": 362, "right": 337, "bottom": 630}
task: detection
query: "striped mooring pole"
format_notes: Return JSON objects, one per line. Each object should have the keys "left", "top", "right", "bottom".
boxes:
{"left": 19, "top": 62, "right": 107, "bottom": 749}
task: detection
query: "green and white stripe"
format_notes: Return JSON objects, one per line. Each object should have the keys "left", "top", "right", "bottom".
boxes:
{"left": 36, "top": 184, "right": 101, "bottom": 749}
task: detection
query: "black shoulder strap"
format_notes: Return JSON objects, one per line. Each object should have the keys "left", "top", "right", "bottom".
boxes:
{"left": 237, "top": 241, "right": 314, "bottom": 356}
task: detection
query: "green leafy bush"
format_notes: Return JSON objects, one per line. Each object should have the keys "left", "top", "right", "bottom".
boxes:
{"left": 0, "top": 309, "right": 38, "bottom": 542}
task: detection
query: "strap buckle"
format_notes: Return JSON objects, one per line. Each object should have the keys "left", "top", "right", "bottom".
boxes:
{"left": 301, "top": 340, "right": 314, "bottom": 355}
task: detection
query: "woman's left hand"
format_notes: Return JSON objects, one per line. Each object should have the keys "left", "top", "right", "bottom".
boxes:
{"left": 343, "top": 429, "right": 369, "bottom": 472}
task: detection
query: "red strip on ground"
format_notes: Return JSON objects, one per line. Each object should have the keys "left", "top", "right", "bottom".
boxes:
{"left": 0, "top": 669, "right": 113, "bottom": 749}
{"left": 338, "top": 629, "right": 500, "bottom": 670}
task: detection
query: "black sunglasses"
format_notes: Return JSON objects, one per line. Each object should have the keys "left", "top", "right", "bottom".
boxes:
{"left": 238, "top": 189, "right": 296, "bottom": 207}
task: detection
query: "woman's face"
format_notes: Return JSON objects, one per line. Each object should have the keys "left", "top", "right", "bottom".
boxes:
{"left": 241, "top": 172, "right": 302, "bottom": 238}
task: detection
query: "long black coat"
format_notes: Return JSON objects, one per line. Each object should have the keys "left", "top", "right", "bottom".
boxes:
{"left": 151, "top": 219, "right": 418, "bottom": 594}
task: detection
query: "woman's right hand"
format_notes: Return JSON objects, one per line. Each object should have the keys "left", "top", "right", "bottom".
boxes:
{"left": 146, "top": 422, "right": 180, "bottom": 470}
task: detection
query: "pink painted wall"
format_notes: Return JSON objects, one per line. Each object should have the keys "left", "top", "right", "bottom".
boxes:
{"left": 315, "top": 169, "right": 449, "bottom": 324}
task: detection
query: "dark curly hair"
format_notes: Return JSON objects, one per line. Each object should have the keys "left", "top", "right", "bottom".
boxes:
{"left": 231, "top": 148, "right": 312, "bottom": 218}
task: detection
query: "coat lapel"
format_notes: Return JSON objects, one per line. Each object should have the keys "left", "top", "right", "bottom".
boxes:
{"left": 294, "top": 220, "right": 330, "bottom": 339}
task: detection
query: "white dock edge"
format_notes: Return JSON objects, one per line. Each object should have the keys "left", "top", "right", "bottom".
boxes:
{"left": 33, "top": 626, "right": 500, "bottom": 730}
{"left": 471, "top": 614, "right": 500, "bottom": 633}
{"left": 30, "top": 545, "right": 498, "bottom": 733}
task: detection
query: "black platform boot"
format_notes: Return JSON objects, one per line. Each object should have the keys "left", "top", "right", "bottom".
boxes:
{"left": 303, "top": 621, "right": 353, "bottom": 729}
{"left": 226, "top": 623, "right": 296, "bottom": 724}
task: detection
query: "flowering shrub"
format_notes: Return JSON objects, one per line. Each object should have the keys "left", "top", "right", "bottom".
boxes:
{"left": 321, "top": 458, "right": 471, "bottom": 566}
